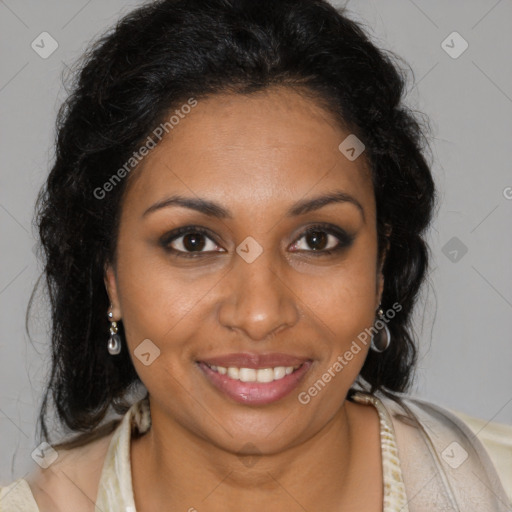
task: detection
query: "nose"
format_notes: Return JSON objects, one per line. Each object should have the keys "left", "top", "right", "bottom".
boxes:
{"left": 217, "top": 248, "right": 300, "bottom": 342}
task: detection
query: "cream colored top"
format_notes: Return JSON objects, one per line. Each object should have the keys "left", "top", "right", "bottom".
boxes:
{"left": 1, "top": 391, "right": 510, "bottom": 511}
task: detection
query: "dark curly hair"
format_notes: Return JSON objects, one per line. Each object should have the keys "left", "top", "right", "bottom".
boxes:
{"left": 28, "top": 0, "right": 436, "bottom": 450}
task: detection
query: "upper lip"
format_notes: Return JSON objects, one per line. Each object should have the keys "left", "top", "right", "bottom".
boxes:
{"left": 199, "top": 352, "right": 312, "bottom": 369}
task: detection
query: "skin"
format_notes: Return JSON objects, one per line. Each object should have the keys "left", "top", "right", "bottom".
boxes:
{"left": 104, "top": 86, "right": 386, "bottom": 511}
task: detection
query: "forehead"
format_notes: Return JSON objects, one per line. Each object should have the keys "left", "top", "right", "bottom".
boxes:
{"left": 122, "top": 87, "right": 374, "bottom": 219}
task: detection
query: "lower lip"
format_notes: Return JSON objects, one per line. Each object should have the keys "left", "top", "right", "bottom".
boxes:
{"left": 197, "top": 361, "right": 313, "bottom": 405}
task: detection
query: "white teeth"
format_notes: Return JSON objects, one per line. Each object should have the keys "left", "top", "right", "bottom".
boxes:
{"left": 274, "top": 366, "right": 286, "bottom": 379}
{"left": 227, "top": 367, "right": 239, "bottom": 379}
{"left": 207, "top": 364, "right": 301, "bottom": 382}
{"left": 239, "top": 368, "right": 257, "bottom": 382}
{"left": 255, "top": 368, "right": 275, "bottom": 383}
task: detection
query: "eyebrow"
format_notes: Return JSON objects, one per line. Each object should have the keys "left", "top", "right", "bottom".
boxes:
{"left": 142, "top": 190, "right": 365, "bottom": 221}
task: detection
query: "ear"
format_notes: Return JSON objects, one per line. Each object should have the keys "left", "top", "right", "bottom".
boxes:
{"left": 104, "top": 261, "right": 122, "bottom": 320}
{"left": 375, "top": 225, "right": 391, "bottom": 309}
{"left": 376, "top": 263, "right": 385, "bottom": 310}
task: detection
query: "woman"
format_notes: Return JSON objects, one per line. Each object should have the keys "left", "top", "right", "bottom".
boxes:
{"left": 0, "top": 0, "right": 509, "bottom": 510}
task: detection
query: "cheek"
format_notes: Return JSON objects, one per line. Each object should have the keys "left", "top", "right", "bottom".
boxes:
{"left": 114, "top": 253, "right": 198, "bottom": 396}
{"left": 116, "top": 269, "right": 204, "bottom": 356}
{"left": 112, "top": 230, "right": 194, "bottom": 351}
{"left": 295, "top": 235, "right": 379, "bottom": 392}
{"left": 305, "top": 234, "right": 379, "bottom": 327}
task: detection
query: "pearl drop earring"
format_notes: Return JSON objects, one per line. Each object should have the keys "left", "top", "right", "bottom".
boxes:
{"left": 107, "top": 305, "right": 122, "bottom": 355}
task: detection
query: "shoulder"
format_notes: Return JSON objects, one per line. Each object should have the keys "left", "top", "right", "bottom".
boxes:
{"left": 450, "top": 406, "right": 512, "bottom": 497}
{"left": 0, "top": 478, "right": 39, "bottom": 512}
{"left": 377, "top": 392, "right": 512, "bottom": 511}
{"left": 1, "top": 429, "right": 116, "bottom": 512}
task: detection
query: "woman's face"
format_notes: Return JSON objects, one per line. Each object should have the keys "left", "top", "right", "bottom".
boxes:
{"left": 105, "top": 86, "right": 384, "bottom": 454}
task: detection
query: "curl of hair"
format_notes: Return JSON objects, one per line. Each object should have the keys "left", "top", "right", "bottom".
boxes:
{"left": 29, "top": 0, "right": 436, "bottom": 448}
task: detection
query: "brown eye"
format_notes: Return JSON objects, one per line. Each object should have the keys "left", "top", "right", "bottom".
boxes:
{"left": 168, "top": 231, "right": 217, "bottom": 254}
{"left": 180, "top": 232, "right": 208, "bottom": 252}
{"left": 160, "top": 226, "right": 223, "bottom": 257}
{"left": 303, "top": 230, "right": 329, "bottom": 251}
{"left": 290, "top": 224, "right": 355, "bottom": 255}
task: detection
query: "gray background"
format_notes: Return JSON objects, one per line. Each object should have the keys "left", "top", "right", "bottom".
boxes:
{"left": 1, "top": 0, "right": 511, "bottom": 483}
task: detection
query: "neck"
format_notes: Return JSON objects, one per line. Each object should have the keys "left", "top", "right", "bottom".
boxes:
{"left": 130, "top": 402, "right": 363, "bottom": 511}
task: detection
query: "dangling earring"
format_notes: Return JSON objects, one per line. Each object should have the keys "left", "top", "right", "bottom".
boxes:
{"left": 107, "top": 305, "right": 122, "bottom": 355}
{"left": 370, "top": 305, "right": 391, "bottom": 353}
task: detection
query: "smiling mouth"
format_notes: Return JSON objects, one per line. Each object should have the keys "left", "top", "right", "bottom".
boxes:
{"left": 197, "top": 360, "right": 313, "bottom": 405}
{"left": 204, "top": 362, "right": 304, "bottom": 383}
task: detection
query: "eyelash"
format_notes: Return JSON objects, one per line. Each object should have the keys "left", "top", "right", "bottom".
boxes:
{"left": 160, "top": 223, "right": 355, "bottom": 259}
